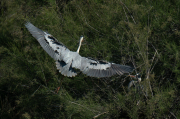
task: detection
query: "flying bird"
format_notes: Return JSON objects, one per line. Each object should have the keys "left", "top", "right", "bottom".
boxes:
{"left": 25, "top": 22, "right": 133, "bottom": 78}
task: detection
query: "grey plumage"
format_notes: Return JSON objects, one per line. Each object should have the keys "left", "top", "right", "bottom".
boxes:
{"left": 25, "top": 22, "right": 134, "bottom": 78}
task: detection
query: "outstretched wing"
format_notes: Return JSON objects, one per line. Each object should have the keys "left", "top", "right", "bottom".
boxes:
{"left": 25, "top": 22, "right": 68, "bottom": 61}
{"left": 78, "top": 57, "right": 133, "bottom": 78}
{"left": 25, "top": 22, "right": 134, "bottom": 78}
{"left": 25, "top": 22, "right": 77, "bottom": 77}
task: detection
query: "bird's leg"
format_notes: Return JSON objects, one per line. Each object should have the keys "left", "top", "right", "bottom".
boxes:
{"left": 55, "top": 76, "right": 65, "bottom": 93}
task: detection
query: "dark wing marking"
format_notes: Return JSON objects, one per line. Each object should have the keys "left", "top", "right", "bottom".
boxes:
{"left": 25, "top": 22, "right": 68, "bottom": 61}
{"left": 25, "top": 22, "right": 78, "bottom": 77}
{"left": 25, "top": 22, "right": 134, "bottom": 78}
{"left": 80, "top": 57, "right": 134, "bottom": 78}
{"left": 25, "top": 22, "right": 57, "bottom": 59}
{"left": 47, "top": 35, "right": 67, "bottom": 49}
{"left": 56, "top": 61, "right": 77, "bottom": 77}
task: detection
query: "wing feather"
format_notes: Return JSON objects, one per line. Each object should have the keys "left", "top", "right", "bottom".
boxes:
{"left": 26, "top": 22, "right": 133, "bottom": 78}
{"left": 79, "top": 57, "right": 133, "bottom": 78}
{"left": 99, "top": 70, "right": 104, "bottom": 78}
{"left": 26, "top": 22, "right": 78, "bottom": 77}
{"left": 25, "top": 22, "right": 56, "bottom": 59}
{"left": 25, "top": 22, "right": 68, "bottom": 61}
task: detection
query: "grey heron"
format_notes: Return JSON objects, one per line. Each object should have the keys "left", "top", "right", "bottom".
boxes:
{"left": 25, "top": 22, "right": 133, "bottom": 78}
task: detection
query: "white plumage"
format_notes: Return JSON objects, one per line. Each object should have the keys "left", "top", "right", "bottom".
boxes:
{"left": 25, "top": 22, "right": 133, "bottom": 78}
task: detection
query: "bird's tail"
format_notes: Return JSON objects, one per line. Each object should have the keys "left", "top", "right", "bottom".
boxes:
{"left": 56, "top": 61, "right": 77, "bottom": 77}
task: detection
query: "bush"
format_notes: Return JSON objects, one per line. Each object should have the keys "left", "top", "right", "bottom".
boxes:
{"left": 0, "top": 0, "right": 180, "bottom": 118}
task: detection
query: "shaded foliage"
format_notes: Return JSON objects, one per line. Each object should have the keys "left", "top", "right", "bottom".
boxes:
{"left": 0, "top": 0, "right": 180, "bottom": 118}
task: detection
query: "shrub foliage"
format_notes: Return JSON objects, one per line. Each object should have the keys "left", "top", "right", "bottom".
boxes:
{"left": 0, "top": 0, "right": 180, "bottom": 118}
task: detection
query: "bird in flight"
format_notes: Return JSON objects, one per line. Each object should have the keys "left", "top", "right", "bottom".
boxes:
{"left": 25, "top": 22, "right": 133, "bottom": 78}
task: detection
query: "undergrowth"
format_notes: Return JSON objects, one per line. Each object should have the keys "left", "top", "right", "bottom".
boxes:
{"left": 0, "top": 0, "right": 180, "bottom": 118}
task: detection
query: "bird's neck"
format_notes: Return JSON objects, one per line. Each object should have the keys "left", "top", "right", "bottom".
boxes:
{"left": 76, "top": 41, "right": 82, "bottom": 53}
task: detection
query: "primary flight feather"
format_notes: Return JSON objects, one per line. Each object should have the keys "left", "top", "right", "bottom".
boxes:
{"left": 25, "top": 22, "right": 133, "bottom": 78}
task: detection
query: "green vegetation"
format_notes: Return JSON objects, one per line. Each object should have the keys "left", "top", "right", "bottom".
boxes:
{"left": 0, "top": 0, "right": 180, "bottom": 118}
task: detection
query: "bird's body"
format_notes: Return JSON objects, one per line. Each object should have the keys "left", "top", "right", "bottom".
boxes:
{"left": 25, "top": 22, "right": 133, "bottom": 78}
